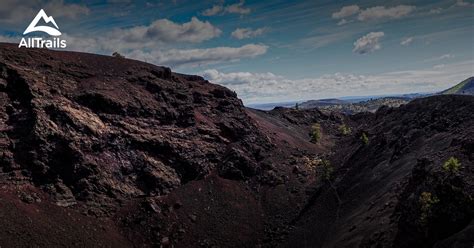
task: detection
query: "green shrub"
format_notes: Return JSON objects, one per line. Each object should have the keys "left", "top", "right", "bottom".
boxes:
{"left": 442, "top": 157, "right": 461, "bottom": 173}
{"left": 303, "top": 157, "right": 334, "bottom": 181}
{"left": 419, "top": 192, "right": 439, "bottom": 226}
{"left": 311, "top": 123, "right": 322, "bottom": 143}
{"left": 339, "top": 124, "right": 351, "bottom": 135}
{"left": 321, "top": 159, "right": 333, "bottom": 180}
{"left": 360, "top": 132, "right": 369, "bottom": 145}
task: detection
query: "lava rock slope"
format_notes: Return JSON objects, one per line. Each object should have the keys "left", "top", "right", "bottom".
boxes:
{"left": 286, "top": 95, "right": 474, "bottom": 248}
{"left": 0, "top": 43, "right": 271, "bottom": 247}
{"left": 0, "top": 43, "right": 327, "bottom": 247}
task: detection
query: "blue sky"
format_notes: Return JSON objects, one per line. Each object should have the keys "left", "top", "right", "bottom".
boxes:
{"left": 1, "top": 0, "right": 473, "bottom": 104}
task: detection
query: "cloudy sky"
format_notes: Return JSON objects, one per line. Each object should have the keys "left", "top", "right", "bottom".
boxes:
{"left": 1, "top": 0, "right": 473, "bottom": 104}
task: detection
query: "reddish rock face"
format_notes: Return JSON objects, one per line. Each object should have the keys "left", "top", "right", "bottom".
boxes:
{"left": 1, "top": 43, "right": 472, "bottom": 247}
{"left": 0, "top": 43, "right": 270, "bottom": 199}
{"left": 0, "top": 43, "right": 291, "bottom": 247}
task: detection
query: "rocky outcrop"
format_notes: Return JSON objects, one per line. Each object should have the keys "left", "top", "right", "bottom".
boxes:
{"left": 0, "top": 43, "right": 280, "bottom": 246}
{"left": 0, "top": 44, "right": 272, "bottom": 205}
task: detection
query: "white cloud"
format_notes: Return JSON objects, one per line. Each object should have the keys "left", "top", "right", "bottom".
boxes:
{"left": 337, "top": 19, "right": 352, "bottom": 26}
{"left": 0, "top": 35, "right": 19, "bottom": 43}
{"left": 0, "top": 0, "right": 89, "bottom": 24}
{"left": 438, "top": 54, "right": 454, "bottom": 60}
{"left": 297, "top": 30, "right": 358, "bottom": 49}
{"left": 423, "top": 54, "right": 455, "bottom": 62}
{"left": 2, "top": 9, "right": 218, "bottom": 48}
{"left": 331, "top": 4, "right": 415, "bottom": 25}
{"left": 203, "top": 69, "right": 280, "bottom": 85}
{"left": 106, "top": 17, "right": 221, "bottom": 45}
{"left": 202, "top": 0, "right": 250, "bottom": 16}
{"left": 226, "top": 0, "right": 251, "bottom": 14}
{"left": 144, "top": 17, "right": 221, "bottom": 43}
{"left": 63, "top": 17, "right": 221, "bottom": 52}
{"left": 332, "top": 5, "right": 360, "bottom": 19}
{"left": 353, "top": 32, "right": 384, "bottom": 54}
{"left": 357, "top": 5, "right": 416, "bottom": 21}
{"left": 45, "top": 0, "right": 90, "bottom": 19}
{"left": 49, "top": 17, "right": 221, "bottom": 55}
{"left": 231, "top": 27, "right": 266, "bottom": 39}
{"left": 400, "top": 37, "right": 413, "bottom": 46}
{"left": 0, "top": 0, "right": 34, "bottom": 23}
{"left": 1, "top": 12, "right": 261, "bottom": 70}
{"left": 202, "top": 60, "right": 474, "bottom": 104}
{"left": 124, "top": 44, "right": 269, "bottom": 68}
{"left": 202, "top": 5, "right": 223, "bottom": 16}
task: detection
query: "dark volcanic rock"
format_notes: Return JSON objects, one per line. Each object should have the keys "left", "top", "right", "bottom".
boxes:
{"left": 286, "top": 95, "right": 474, "bottom": 248}
{"left": 0, "top": 44, "right": 270, "bottom": 201}
{"left": 0, "top": 43, "right": 278, "bottom": 247}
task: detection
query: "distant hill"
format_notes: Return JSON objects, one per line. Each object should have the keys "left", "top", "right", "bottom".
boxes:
{"left": 251, "top": 77, "right": 473, "bottom": 113}
{"left": 300, "top": 97, "right": 411, "bottom": 114}
{"left": 297, "top": 96, "right": 412, "bottom": 113}
{"left": 294, "top": 77, "right": 474, "bottom": 114}
{"left": 299, "top": 98, "right": 348, "bottom": 108}
{"left": 247, "top": 101, "right": 298, "bottom": 110}
{"left": 440, "top": 77, "right": 474, "bottom": 95}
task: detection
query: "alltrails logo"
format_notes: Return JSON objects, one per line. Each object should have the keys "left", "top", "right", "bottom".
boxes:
{"left": 19, "top": 9, "right": 67, "bottom": 49}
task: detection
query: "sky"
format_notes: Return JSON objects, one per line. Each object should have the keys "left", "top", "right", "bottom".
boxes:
{"left": 0, "top": 0, "right": 473, "bottom": 104}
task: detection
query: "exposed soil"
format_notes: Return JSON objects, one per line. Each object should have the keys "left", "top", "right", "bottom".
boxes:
{"left": 0, "top": 43, "right": 472, "bottom": 247}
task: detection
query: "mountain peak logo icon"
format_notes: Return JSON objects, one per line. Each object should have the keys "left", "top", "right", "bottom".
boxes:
{"left": 23, "top": 9, "right": 61, "bottom": 36}
{"left": 18, "top": 9, "right": 67, "bottom": 48}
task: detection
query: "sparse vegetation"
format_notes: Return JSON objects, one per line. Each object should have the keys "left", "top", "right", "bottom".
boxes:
{"left": 360, "top": 132, "right": 369, "bottom": 145}
{"left": 303, "top": 156, "right": 321, "bottom": 170}
{"left": 311, "top": 123, "right": 322, "bottom": 143}
{"left": 321, "top": 159, "right": 333, "bottom": 181}
{"left": 339, "top": 124, "right": 351, "bottom": 135}
{"left": 419, "top": 192, "right": 439, "bottom": 226}
{"left": 442, "top": 157, "right": 461, "bottom": 173}
{"left": 302, "top": 156, "right": 333, "bottom": 180}
{"left": 112, "top": 52, "right": 125, "bottom": 58}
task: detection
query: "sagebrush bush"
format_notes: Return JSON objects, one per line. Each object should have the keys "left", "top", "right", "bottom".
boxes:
{"left": 419, "top": 191, "right": 439, "bottom": 226}
{"left": 311, "top": 123, "right": 321, "bottom": 143}
{"left": 339, "top": 124, "right": 351, "bottom": 135}
{"left": 321, "top": 159, "right": 333, "bottom": 180}
{"left": 360, "top": 132, "right": 369, "bottom": 145}
{"left": 442, "top": 157, "right": 461, "bottom": 173}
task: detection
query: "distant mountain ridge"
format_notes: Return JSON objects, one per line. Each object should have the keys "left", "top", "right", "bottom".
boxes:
{"left": 440, "top": 77, "right": 474, "bottom": 95}
{"left": 298, "top": 98, "right": 348, "bottom": 108}
{"left": 294, "top": 77, "right": 473, "bottom": 114}
{"left": 300, "top": 96, "right": 411, "bottom": 114}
